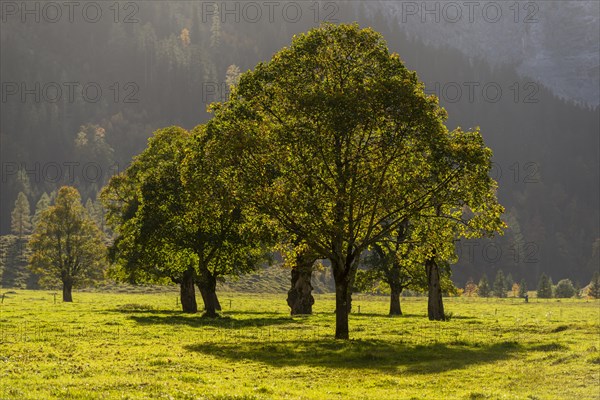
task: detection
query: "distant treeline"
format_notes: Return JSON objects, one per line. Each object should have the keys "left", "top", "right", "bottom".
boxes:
{"left": 1, "top": 2, "right": 598, "bottom": 286}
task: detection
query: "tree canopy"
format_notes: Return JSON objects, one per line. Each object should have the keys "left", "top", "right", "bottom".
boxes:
{"left": 28, "top": 186, "right": 106, "bottom": 301}
{"left": 537, "top": 273, "right": 553, "bottom": 298}
{"left": 102, "top": 125, "right": 272, "bottom": 315}
{"left": 205, "top": 23, "right": 503, "bottom": 338}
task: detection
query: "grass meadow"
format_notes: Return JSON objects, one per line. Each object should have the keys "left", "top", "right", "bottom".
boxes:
{"left": 0, "top": 290, "right": 598, "bottom": 399}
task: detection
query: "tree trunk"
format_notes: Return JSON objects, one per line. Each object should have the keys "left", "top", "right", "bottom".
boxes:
{"left": 346, "top": 290, "right": 353, "bottom": 315}
{"left": 426, "top": 258, "right": 445, "bottom": 321}
{"left": 332, "top": 250, "right": 358, "bottom": 339}
{"left": 213, "top": 291, "right": 222, "bottom": 311}
{"left": 197, "top": 268, "right": 218, "bottom": 317}
{"left": 62, "top": 278, "right": 73, "bottom": 302}
{"left": 389, "top": 287, "right": 402, "bottom": 316}
{"left": 335, "top": 279, "right": 350, "bottom": 339}
{"left": 199, "top": 284, "right": 222, "bottom": 311}
{"left": 180, "top": 268, "right": 198, "bottom": 313}
{"left": 333, "top": 277, "right": 353, "bottom": 315}
{"left": 287, "top": 252, "right": 315, "bottom": 315}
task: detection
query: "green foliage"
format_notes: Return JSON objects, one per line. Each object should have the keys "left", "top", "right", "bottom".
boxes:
{"left": 102, "top": 126, "right": 195, "bottom": 284}
{"left": 5, "top": 193, "right": 37, "bottom": 288}
{"left": 102, "top": 126, "right": 272, "bottom": 292}
{"left": 589, "top": 271, "right": 600, "bottom": 299}
{"left": 361, "top": 222, "right": 426, "bottom": 295}
{"left": 555, "top": 279, "right": 576, "bottom": 298}
{"left": 207, "top": 23, "right": 503, "bottom": 336}
{"left": 478, "top": 275, "right": 491, "bottom": 297}
{"left": 537, "top": 273, "right": 554, "bottom": 299}
{"left": 492, "top": 270, "right": 507, "bottom": 298}
{"left": 11, "top": 192, "right": 32, "bottom": 238}
{"left": 354, "top": 268, "right": 389, "bottom": 295}
{"left": 28, "top": 186, "right": 106, "bottom": 290}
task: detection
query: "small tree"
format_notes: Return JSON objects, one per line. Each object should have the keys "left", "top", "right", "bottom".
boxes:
{"left": 32, "top": 192, "right": 51, "bottom": 230}
{"left": 555, "top": 279, "right": 576, "bottom": 298}
{"left": 493, "top": 270, "right": 507, "bottom": 298}
{"left": 11, "top": 192, "right": 32, "bottom": 239}
{"left": 505, "top": 273, "right": 514, "bottom": 293}
{"left": 587, "top": 271, "right": 600, "bottom": 299}
{"left": 478, "top": 274, "right": 491, "bottom": 297}
{"left": 536, "top": 273, "right": 553, "bottom": 298}
{"left": 29, "top": 187, "right": 106, "bottom": 302}
{"left": 518, "top": 278, "right": 528, "bottom": 297}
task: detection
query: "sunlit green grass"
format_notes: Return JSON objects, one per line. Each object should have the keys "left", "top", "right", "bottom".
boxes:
{"left": 1, "top": 290, "right": 598, "bottom": 399}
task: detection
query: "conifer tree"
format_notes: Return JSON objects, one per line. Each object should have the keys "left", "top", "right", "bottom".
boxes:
{"left": 11, "top": 192, "right": 32, "bottom": 239}
{"left": 478, "top": 274, "right": 491, "bottom": 297}
{"left": 537, "top": 273, "right": 553, "bottom": 298}
{"left": 493, "top": 270, "right": 507, "bottom": 298}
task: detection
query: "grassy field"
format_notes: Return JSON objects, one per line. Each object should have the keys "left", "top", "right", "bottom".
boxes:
{"left": 0, "top": 290, "right": 598, "bottom": 399}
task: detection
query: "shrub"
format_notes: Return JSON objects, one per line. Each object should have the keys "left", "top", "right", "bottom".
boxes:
{"left": 554, "top": 279, "right": 576, "bottom": 298}
{"left": 537, "top": 273, "right": 553, "bottom": 298}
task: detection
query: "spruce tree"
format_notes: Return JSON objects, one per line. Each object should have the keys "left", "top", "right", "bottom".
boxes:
{"left": 93, "top": 199, "right": 108, "bottom": 234}
{"left": 478, "top": 274, "right": 491, "bottom": 297}
{"left": 32, "top": 192, "right": 51, "bottom": 230}
{"left": 11, "top": 192, "right": 32, "bottom": 239}
{"left": 493, "top": 270, "right": 507, "bottom": 298}
{"left": 505, "top": 273, "right": 514, "bottom": 293}
{"left": 85, "top": 198, "right": 97, "bottom": 224}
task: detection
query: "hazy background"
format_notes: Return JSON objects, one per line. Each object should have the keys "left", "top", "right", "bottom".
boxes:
{"left": 1, "top": 1, "right": 598, "bottom": 286}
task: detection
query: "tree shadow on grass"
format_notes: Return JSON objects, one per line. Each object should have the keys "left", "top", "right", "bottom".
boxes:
{"left": 110, "top": 308, "right": 182, "bottom": 314}
{"left": 184, "top": 339, "right": 521, "bottom": 374}
{"left": 349, "top": 312, "right": 430, "bottom": 319}
{"left": 220, "top": 310, "right": 290, "bottom": 316}
{"left": 128, "top": 312, "right": 297, "bottom": 329}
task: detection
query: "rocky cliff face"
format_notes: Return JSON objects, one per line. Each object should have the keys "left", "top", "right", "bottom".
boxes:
{"left": 360, "top": 1, "right": 599, "bottom": 107}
